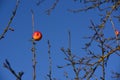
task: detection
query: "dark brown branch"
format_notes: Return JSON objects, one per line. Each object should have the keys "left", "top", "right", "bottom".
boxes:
{"left": 94, "top": 46, "right": 120, "bottom": 65}
{"left": 0, "top": 0, "right": 20, "bottom": 40}
{"left": 47, "top": 40, "right": 53, "bottom": 80}
{"left": 3, "top": 59, "right": 24, "bottom": 80}
{"left": 98, "top": 1, "right": 120, "bottom": 29}
{"left": 85, "top": 48, "right": 114, "bottom": 80}
{"left": 45, "top": 0, "right": 59, "bottom": 15}
{"left": 68, "top": 1, "right": 107, "bottom": 13}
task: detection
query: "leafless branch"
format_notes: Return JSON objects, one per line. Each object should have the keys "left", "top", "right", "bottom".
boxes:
{"left": 36, "top": 0, "right": 46, "bottom": 6}
{"left": 47, "top": 40, "right": 53, "bottom": 80}
{"left": 110, "top": 16, "right": 120, "bottom": 45}
{"left": 3, "top": 59, "right": 24, "bottom": 80}
{"left": 0, "top": 0, "right": 20, "bottom": 40}
{"left": 45, "top": 0, "right": 59, "bottom": 15}
{"left": 31, "top": 9, "right": 37, "bottom": 80}
{"left": 112, "top": 71, "right": 120, "bottom": 79}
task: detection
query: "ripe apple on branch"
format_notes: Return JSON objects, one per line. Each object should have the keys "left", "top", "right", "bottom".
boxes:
{"left": 32, "top": 31, "right": 42, "bottom": 41}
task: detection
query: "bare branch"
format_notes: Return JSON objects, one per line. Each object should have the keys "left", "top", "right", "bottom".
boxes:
{"left": 31, "top": 9, "right": 37, "bottom": 80}
{"left": 45, "top": 0, "right": 59, "bottom": 15}
{"left": 36, "top": 0, "right": 46, "bottom": 6}
{"left": 3, "top": 59, "right": 24, "bottom": 80}
{"left": 0, "top": 0, "right": 20, "bottom": 40}
{"left": 47, "top": 40, "right": 53, "bottom": 80}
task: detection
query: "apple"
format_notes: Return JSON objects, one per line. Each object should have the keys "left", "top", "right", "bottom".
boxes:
{"left": 115, "top": 30, "right": 119, "bottom": 36}
{"left": 32, "top": 31, "right": 42, "bottom": 41}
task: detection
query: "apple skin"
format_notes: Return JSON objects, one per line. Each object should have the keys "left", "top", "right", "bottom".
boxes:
{"left": 115, "top": 30, "right": 119, "bottom": 36}
{"left": 32, "top": 31, "right": 42, "bottom": 41}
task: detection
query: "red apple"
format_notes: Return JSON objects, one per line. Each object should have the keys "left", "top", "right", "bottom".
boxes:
{"left": 32, "top": 31, "right": 42, "bottom": 41}
{"left": 115, "top": 30, "right": 119, "bottom": 36}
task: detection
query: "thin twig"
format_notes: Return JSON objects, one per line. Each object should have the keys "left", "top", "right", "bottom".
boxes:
{"left": 68, "top": 1, "right": 107, "bottom": 13}
{"left": 0, "top": 0, "right": 20, "bottom": 40}
{"left": 110, "top": 16, "right": 119, "bottom": 45}
{"left": 36, "top": 0, "right": 45, "bottom": 6}
{"left": 112, "top": 71, "right": 120, "bottom": 78}
{"left": 86, "top": 45, "right": 120, "bottom": 80}
{"left": 3, "top": 59, "right": 24, "bottom": 80}
{"left": 47, "top": 40, "right": 53, "bottom": 80}
{"left": 96, "top": 46, "right": 120, "bottom": 64}
{"left": 68, "top": 30, "right": 71, "bottom": 50}
{"left": 31, "top": 9, "right": 37, "bottom": 80}
{"left": 31, "top": 9, "right": 35, "bottom": 33}
{"left": 67, "top": 31, "right": 80, "bottom": 79}
{"left": 101, "top": 41, "right": 105, "bottom": 80}
{"left": 45, "top": 0, "right": 59, "bottom": 15}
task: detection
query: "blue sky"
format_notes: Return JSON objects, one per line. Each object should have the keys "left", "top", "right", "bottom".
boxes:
{"left": 0, "top": 0, "right": 120, "bottom": 80}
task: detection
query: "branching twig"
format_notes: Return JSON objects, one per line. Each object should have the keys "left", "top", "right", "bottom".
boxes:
{"left": 0, "top": 0, "right": 20, "bottom": 40}
{"left": 59, "top": 31, "right": 80, "bottom": 79}
{"left": 81, "top": 21, "right": 120, "bottom": 79}
{"left": 3, "top": 59, "right": 24, "bottom": 80}
{"left": 68, "top": 1, "right": 107, "bottom": 13}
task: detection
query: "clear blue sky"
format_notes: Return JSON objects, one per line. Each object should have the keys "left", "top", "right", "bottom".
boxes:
{"left": 0, "top": 0, "right": 120, "bottom": 80}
